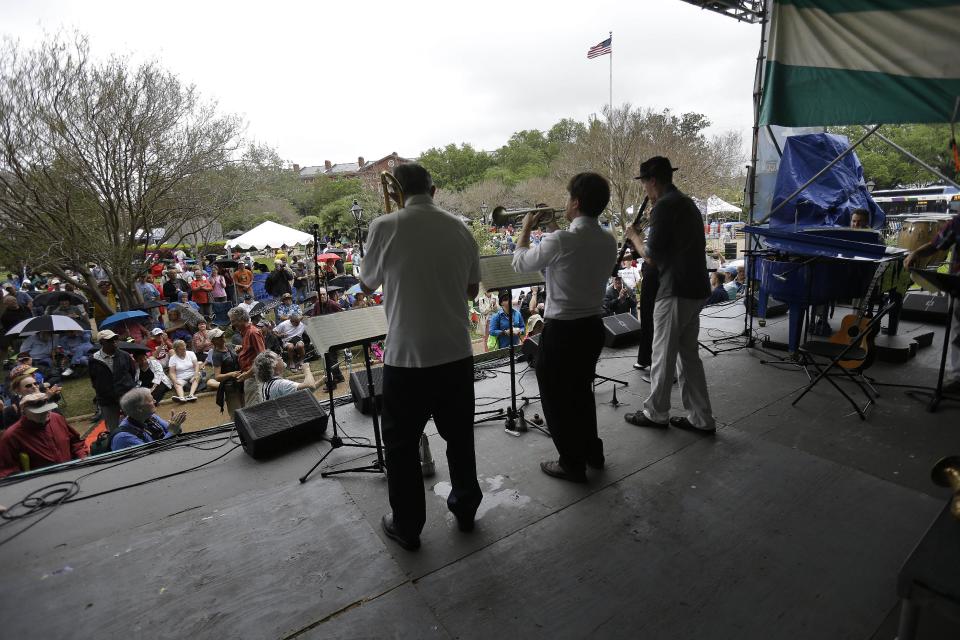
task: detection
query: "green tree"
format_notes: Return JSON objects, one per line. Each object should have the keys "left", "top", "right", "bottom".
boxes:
{"left": 419, "top": 143, "right": 495, "bottom": 191}
{"left": 296, "top": 215, "right": 323, "bottom": 232}
{"left": 830, "top": 124, "right": 957, "bottom": 188}
{"left": 0, "top": 33, "right": 249, "bottom": 310}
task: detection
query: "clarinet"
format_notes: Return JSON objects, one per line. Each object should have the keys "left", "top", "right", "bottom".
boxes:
{"left": 612, "top": 197, "right": 650, "bottom": 278}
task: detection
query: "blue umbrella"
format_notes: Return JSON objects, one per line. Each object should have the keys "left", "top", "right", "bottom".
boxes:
{"left": 100, "top": 310, "right": 150, "bottom": 329}
{"left": 347, "top": 284, "right": 362, "bottom": 294}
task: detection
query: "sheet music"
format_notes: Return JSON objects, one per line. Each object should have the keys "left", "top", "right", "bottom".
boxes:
{"left": 303, "top": 306, "right": 388, "bottom": 354}
{"left": 480, "top": 254, "right": 545, "bottom": 291}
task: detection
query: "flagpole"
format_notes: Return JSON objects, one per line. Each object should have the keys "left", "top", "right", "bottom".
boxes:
{"left": 608, "top": 31, "right": 613, "bottom": 175}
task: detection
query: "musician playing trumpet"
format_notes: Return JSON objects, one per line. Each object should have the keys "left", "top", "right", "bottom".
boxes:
{"left": 512, "top": 173, "right": 617, "bottom": 483}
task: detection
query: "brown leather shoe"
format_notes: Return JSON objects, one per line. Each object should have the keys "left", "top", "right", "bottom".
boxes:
{"left": 540, "top": 460, "right": 587, "bottom": 483}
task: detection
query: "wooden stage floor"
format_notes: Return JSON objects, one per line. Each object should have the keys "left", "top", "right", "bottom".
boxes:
{"left": 1, "top": 302, "right": 958, "bottom": 639}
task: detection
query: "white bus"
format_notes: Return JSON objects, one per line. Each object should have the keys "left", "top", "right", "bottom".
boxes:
{"left": 871, "top": 185, "right": 960, "bottom": 217}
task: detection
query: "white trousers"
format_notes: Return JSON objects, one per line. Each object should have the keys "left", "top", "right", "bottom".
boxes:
{"left": 643, "top": 296, "right": 716, "bottom": 428}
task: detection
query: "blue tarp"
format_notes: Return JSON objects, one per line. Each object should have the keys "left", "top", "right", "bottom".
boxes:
{"left": 770, "top": 133, "right": 884, "bottom": 230}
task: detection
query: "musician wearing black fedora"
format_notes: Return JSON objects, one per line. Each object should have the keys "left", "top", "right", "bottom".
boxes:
{"left": 513, "top": 172, "right": 617, "bottom": 483}
{"left": 624, "top": 156, "right": 716, "bottom": 433}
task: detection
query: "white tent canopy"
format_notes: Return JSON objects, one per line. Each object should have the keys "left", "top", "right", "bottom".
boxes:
{"left": 706, "top": 195, "right": 741, "bottom": 216}
{"left": 225, "top": 220, "right": 313, "bottom": 250}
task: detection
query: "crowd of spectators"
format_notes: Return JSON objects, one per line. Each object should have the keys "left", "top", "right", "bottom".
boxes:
{"left": 0, "top": 243, "right": 385, "bottom": 475}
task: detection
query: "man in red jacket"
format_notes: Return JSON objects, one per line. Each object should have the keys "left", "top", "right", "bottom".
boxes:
{"left": 0, "top": 393, "right": 87, "bottom": 477}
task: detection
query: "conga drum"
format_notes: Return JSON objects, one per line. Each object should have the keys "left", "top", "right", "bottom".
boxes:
{"left": 897, "top": 218, "right": 948, "bottom": 291}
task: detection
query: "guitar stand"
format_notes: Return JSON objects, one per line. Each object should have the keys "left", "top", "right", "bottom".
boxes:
{"left": 300, "top": 344, "right": 386, "bottom": 482}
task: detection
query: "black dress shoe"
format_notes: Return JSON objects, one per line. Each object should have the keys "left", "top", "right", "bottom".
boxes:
{"left": 381, "top": 513, "right": 420, "bottom": 551}
{"left": 669, "top": 416, "right": 716, "bottom": 434}
{"left": 452, "top": 511, "right": 476, "bottom": 532}
{"left": 540, "top": 460, "right": 587, "bottom": 483}
{"left": 624, "top": 411, "right": 668, "bottom": 428}
{"left": 586, "top": 438, "right": 605, "bottom": 470}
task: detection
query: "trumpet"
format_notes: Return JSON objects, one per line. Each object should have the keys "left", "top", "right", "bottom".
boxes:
{"left": 491, "top": 205, "right": 562, "bottom": 228}
{"left": 381, "top": 171, "right": 404, "bottom": 213}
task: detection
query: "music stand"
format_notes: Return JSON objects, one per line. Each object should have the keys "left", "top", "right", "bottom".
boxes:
{"left": 478, "top": 255, "right": 545, "bottom": 435}
{"left": 906, "top": 269, "right": 960, "bottom": 413}
{"left": 299, "top": 306, "right": 388, "bottom": 481}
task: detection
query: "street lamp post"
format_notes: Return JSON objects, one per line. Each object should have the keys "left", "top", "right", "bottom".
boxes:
{"left": 351, "top": 200, "right": 364, "bottom": 259}
{"left": 480, "top": 202, "right": 488, "bottom": 227}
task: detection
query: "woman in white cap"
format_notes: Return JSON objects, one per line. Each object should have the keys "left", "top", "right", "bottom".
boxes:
{"left": 168, "top": 339, "right": 200, "bottom": 402}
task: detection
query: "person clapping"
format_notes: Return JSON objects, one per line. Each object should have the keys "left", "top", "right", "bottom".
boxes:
{"left": 111, "top": 388, "right": 186, "bottom": 451}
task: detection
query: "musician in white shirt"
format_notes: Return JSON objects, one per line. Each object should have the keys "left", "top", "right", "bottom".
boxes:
{"left": 512, "top": 172, "right": 617, "bottom": 483}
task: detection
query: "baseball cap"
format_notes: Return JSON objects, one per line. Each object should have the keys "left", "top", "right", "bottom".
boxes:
{"left": 282, "top": 292, "right": 292, "bottom": 299}
{"left": 150, "top": 327, "right": 165, "bottom": 336}
{"left": 208, "top": 327, "right": 225, "bottom": 339}
{"left": 20, "top": 392, "right": 58, "bottom": 415}
{"left": 635, "top": 156, "right": 678, "bottom": 181}
{"left": 9, "top": 363, "right": 38, "bottom": 383}
{"left": 98, "top": 329, "right": 119, "bottom": 340}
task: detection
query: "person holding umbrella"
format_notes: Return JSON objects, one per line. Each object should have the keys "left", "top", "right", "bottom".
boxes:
{"left": 43, "top": 293, "right": 88, "bottom": 323}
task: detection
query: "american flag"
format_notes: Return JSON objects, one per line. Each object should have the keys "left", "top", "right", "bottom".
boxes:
{"left": 587, "top": 36, "right": 612, "bottom": 59}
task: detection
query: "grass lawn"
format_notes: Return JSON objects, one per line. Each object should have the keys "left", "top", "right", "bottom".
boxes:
{"left": 57, "top": 375, "right": 97, "bottom": 419}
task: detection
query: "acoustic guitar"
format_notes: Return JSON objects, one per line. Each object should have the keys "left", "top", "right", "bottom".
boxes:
{"left": 827, "top": 265, "right": 885, "bottom": 370}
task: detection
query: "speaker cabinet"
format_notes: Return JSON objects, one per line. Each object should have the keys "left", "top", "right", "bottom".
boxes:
{"left": 602, "top": 313, "right": 642, "bottom": 348}
{"left": 900, "top": 291, "right": 949, "bottom": 323}
{"left": 350, "top": 367, "right": 384, "bottom": 415}
{"left": 234, "top": 389, "right": 328, "bottom": 459}
{"left": 520, "top": 334, "right": 541, "bottom": 366}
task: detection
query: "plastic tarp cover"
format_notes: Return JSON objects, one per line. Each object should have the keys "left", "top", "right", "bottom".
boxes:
{"left": 769, "top": 132, "right": 884, "bottom": 230}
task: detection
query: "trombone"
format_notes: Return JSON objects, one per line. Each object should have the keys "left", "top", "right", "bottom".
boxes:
{"left": 491, "top": 205, "right": 562, "bottom": 228}
{"left": 381, "top": 171, "right": 404, "bottom": 213}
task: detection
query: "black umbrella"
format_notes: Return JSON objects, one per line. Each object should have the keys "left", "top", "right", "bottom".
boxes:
{"left": 136, "top": 300, "right": 167, "bottom": 310}
{"left": 328, "top": 275, "right": 358, "bottom": 289}
{"left": 118, "top": 342, "right": 150, "bottom": 353}
{"left": 32, "top": 291, "right": 87, "bottom": 307}
{"left": 4, "top": 314, "right": 87, "bottom": 336}
{"left": 215, "top": 259, "right": 239, "bottom": 269}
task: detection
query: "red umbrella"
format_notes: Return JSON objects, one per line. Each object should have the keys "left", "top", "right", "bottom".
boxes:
{"left": 316, "top": 253, "right": 340, "bottom": 261}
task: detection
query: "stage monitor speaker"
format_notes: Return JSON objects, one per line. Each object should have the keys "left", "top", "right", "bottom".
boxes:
{"left": 350, "top": 367, "right": 384, "bottom": 415}
{"left": 521, "top": 333, "right": 541, "bottom": 366}
{"left": 900, "top": 291, "right": 949, "bottom": 324}
{"left": 234, "top": 389, "right": 328, "bottom": 459}
{"left": 603, "top": 313, "right": 642, "bottom": 348}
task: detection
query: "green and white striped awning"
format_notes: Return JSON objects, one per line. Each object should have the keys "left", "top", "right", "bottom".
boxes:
{"left": 759, "top": 0, "right": 960, "bottom": 126}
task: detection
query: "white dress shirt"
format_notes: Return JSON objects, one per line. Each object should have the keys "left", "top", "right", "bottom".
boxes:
{"left": 512, "top": 216, "right": 617, "bottom": 321}
{"left": 361, "top": 194, "right": 480, "bottom": 368}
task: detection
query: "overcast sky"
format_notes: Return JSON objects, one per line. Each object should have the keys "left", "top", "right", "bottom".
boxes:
{"left": 1, "top": 0, "right": 761, "bottom": 167}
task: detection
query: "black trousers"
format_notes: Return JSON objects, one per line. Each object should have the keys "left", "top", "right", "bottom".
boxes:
{"left": 637, "top": 261, "right": 660, "bottom": 367}
{"left": 381, "top": 356, "right": 482, "bottom": 537}
{"left": 535, "top": 316, "right": 605, "bottom": 474}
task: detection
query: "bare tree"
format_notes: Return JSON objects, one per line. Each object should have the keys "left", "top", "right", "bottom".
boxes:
{"left": 0, "top": 34, "right": 250, "bottom": 310}
{"left": 554, "top": 104, "right": 744, "bottom": 234}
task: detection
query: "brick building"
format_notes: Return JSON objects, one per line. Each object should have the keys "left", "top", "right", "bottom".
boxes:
{"left": 294, "top": 152, "right": 412, "bottom": 191}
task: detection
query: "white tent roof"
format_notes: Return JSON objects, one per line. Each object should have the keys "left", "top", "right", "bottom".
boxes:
{"left": 225, "top": 220, "right": 313, "bottom": 250}
{"left": 706, "top": 195, "right": 741, "bottom": 215}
